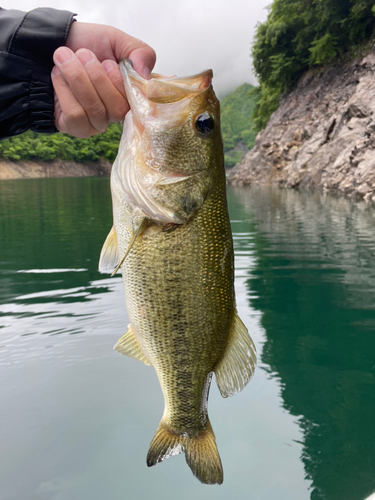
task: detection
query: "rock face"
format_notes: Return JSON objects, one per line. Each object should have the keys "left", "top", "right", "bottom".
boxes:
{"left": 228, "top": 50, "right": 375, "bottom": 201}
{"left": 0, "top": 159, "right": 111, "bottom": 180}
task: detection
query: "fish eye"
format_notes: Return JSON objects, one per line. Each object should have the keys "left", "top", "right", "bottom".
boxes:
{"left": 195, "top": 112, "right": 214, "bottom": 136}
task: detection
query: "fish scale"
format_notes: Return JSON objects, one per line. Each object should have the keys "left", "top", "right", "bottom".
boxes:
{"left": 122, "top": 189, "right": 232, "bottom": 429}
{"left": 99, "top": 59, "right": 257, "bottom": 484}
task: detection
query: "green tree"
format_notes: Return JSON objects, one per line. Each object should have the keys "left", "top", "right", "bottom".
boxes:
{"left": 220, "top": 83, "right": 258, "bottom": 167}
{"left": 0, "top": 123, "right": 122, "bottom": 163}
{"left": 252, "top": 0, "right": 375, "bottom": 130}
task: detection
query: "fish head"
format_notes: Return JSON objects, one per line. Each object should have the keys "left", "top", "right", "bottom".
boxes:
{"left": 111, "top": 59, "right": 224, "bottom": 225}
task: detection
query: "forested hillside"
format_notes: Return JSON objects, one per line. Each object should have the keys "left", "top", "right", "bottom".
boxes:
{"left": 252, "top": 0, "right": 375, "bottom": 130}
{"left": 0, "top": 83, "right": 258, "bottom": 169}
{"left": 220, "top": 83, "right": 257, "bottom": 167}
{"left": 0, "top": 123, "right": 121, "bottom": 163}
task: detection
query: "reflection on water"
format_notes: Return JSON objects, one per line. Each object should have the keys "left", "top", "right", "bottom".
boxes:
{"left": 0, "top": 273, "right": 125, "bottom": 364}
{"left": 0, "top": 179, "right": 374, "bottom": 499}
{"left": 227, "top": 187, "right": 375, "bottom": 500}
{"left": 0, "top": 179, "right": 124, "bottom": 367}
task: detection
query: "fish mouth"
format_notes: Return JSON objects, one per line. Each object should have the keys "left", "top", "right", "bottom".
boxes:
{"left": 120, "top": 58, "right": 213, "bottom": 93}
{"left": 120, "top": 59, "right": 213, "bottom": 124}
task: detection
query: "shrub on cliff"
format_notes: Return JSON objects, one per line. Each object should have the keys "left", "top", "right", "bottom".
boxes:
{"left": 252, "top": 0, "right": 375, "bottom": 130}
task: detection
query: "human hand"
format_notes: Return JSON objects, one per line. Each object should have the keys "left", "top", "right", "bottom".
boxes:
{"left": 51, "top": 22, "right": 156, "bottom": 138}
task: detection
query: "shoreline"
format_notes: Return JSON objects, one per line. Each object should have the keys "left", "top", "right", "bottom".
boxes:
{"left": 0, "top": 159, "right": 111, "bottom": 180}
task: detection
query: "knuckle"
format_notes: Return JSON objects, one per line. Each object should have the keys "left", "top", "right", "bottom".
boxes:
{"left": 87, "top": 101, "right": 106, "bottom": 119}
{"left": 110, "top": 73, "right": 123, "bottom": 89}
{"left": 67, "top": 105, "right": 87, "bottom": 123}
{"left": 111, "top": 103, "right": 128, "bottom": 122}
{"left": 87, "top": 67, "right": 106, "bottom": 84}
{"left": 65, "top": 68, "right": 87, "bottom": 87}
{"left": 71, "top": 123, "right": 96, "bottom": 138}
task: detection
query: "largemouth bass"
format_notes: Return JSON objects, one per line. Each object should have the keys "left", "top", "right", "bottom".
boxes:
{"left": 99, "top": 59, "right": 256, "bottom": 485}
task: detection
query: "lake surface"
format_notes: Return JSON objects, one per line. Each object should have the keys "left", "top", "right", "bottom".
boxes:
{"left": 0, "top": 178, "right": 374, "bottom": 500}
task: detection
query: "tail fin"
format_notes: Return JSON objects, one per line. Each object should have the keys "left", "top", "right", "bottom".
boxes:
{"left": 184, "top": 420, "right": 223, "bottom": 485}
{"left": 146, "top": 419, "right": 223, "bottom": 485}
{"left": 146, "top": 422, "right": 183, "bottom": 465}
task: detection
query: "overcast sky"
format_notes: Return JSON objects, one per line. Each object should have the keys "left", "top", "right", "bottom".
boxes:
{"left": 2, "top": 0, "right": 271, "bottom": 97}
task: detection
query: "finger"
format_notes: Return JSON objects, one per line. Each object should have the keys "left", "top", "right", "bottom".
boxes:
{"left": 65, "top": 23, "right": 156, "bottom": 80}
{"left": 128, "top": 46, "right": 156, "bottom": 80}
{"left": 76, "top": 49, "right": 129, "bottom": 122}
{"left": 51, "top": 65, "right": 97, "bottom": 138}
{"left": 113, "top": 32, "right": 156, "bottom": 79}
{"left": 102, "top": 59, "right": 127, "bottom": 99}
{"left": 53, "top": 47, "right": 108, "bottom": 132}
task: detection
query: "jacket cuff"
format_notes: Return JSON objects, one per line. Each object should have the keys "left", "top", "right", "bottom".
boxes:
{"left": 0, "top": 8, "right": 76, "bottom": 138}
{"left": 30, "top": 64, "right": 59, "bottom": 134}
{"left": 9, "top": 8, "right": 76, "bottom": 69}
{"left": 0, "top": 53, "right": 59, "bottom": 138}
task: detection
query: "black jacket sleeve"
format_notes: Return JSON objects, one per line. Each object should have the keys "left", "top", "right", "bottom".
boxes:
{"left": 0, "top": 7, "right": 76, "bottom": 139}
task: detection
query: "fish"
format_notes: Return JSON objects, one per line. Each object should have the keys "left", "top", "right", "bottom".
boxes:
{"left": 99, "top": 59, "right": 257, "bottom": 485}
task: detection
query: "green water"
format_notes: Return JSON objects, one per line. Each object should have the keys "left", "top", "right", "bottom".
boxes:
{"left": 0, "top": 178, "right": 374, "bottom": 500}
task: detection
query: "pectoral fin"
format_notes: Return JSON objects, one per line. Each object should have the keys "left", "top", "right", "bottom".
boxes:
{"left": 114, "top": 324, "right": 151, "bottom": 366}
{"left": 214, "top": 312, "right": 257, "bottom": 398}
{"left": 99, "top": 226, "right": 119, "bottom": 273}
{"left": 111, "top": 217, "right": 148, "bottom": 276}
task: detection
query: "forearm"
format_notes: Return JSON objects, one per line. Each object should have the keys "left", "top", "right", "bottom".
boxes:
{"left": 0, "top": 7, "right": 75, "bottom": 139}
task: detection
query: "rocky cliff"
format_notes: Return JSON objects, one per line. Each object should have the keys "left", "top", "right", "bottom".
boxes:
{"left": 228, "top": 49, "right": 375, "bottom": 202}
{"left": 0, "top": 159, "right": 111, "bottom": 180}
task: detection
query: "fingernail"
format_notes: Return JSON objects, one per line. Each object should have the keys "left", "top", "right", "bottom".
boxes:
{"left": 77, "top": 49, "right": 94, "bottom": 66}
{"left": 54, "top": 47, "right": 73, "bottom": 64}
{"left": 102, "top": 60, "right": 117, "bottom": 73}
{"left": 141, "top": 66, "right": 151, "bottom": 80}
{"left": 51, "top": 66, "right": 61, "bottom": 76}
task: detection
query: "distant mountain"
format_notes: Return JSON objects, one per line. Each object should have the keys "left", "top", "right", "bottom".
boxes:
{"left": 220, "top": 83, "right": 258, "bottom": 168}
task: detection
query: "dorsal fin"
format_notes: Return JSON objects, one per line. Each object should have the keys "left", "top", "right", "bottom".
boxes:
{"left": 214, "top": 312, "right": 257, "bottom": 398}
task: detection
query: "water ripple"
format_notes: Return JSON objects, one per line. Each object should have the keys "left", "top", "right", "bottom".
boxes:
{"left": 0, "top": 277, "right": 126, "bottom": 364}
{"left": 17, "top": 268, "right": 88, "bottom": 274}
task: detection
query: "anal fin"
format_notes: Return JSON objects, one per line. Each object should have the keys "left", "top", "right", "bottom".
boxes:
{"left": 114, "top": 324, "right": 151, "bottom": 366}
{"left": 214, "top": 312, "right": 257, "bottom": 398}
